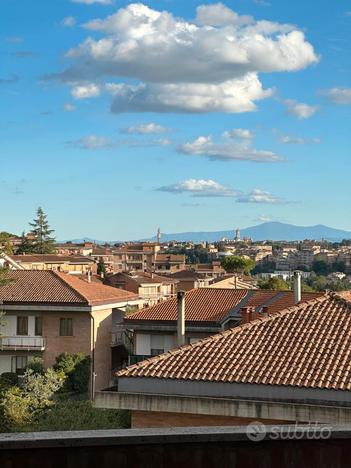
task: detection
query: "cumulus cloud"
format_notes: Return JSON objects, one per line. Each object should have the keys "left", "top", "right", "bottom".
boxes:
{"left": 63, "top": 103, "right": 76, "bottom": 112}
{"left": 320, "top": 87, "right": 351, "bottom": 105}
{"left": 71, "top": 83, "right": 101, "bottom": 99}
{"left": 49, "top": 2, "right": 318, "bottom": 113}
{"left": 67, "top": 135, "right": 113, "bottom": 149}
{"left": 237, "top": 189, "right": 285, "bottom": 204}
{"left": 157, "top": 179, "right": 240, "bottom": 197}
{"left": 178, "top": 135, "right": 282, "bottom": 163}
{"left": 62, "top": 16, "right": 76, "bottom": 27}
{"left": 107, "top": 75, "right": 272, "bottom": 113}
{"left": 223, "top": 128, "right": 254, "bottom": 139}
{"left": 122, "top": 123, "right": 170, "bottom": 134}
{"left": 277, "top": 133, "right": 320, "bottom": 144}
{"left": 283, "top": 99, "right": 318, "bottom": 119}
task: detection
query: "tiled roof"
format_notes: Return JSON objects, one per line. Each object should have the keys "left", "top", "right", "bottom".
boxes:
{"left": 118, "top": 294, "right": 351, "bottom": 391}
{"left": 125, "top": 288, "right": 322, "bottom": 324}
{"left": 107, "top": 272, "right": 178, "bottom": 286}
{"left": 11, "top": 254, "right": 95, "bottom": 264}
{"left": 125, "top": 289, "right": 248, "bottom": 322}
{"left": 0, "top": 270, "right": 139, "bottom": 306}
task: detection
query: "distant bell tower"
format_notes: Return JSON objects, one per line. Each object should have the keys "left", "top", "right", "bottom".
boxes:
{"left": 157, "top": 227, "right": 161, "bottom": 244}
{"left": 235, "top": 228, "right": 241, "bottom": 242}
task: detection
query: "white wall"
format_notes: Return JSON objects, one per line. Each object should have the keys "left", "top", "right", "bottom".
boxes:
{"left": 0, "top": 355, "right": 12, "bottom": 374}
{"left": 135, "top": 333, "right": 175, "bottom": 355}
{"left": 135, "top": 333, "right": 151, "bottom": 355}
{"left": 1, "top": 315, "right": 37, "bottom": 337}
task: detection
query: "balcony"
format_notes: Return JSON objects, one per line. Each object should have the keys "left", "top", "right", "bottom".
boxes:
{"left": 0, "top": 336, "right": 46, "bottom": 351}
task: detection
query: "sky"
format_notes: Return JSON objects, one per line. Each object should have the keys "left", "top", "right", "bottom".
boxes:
{"left": 1, "top": 0, "right": 350, "bottom": 240}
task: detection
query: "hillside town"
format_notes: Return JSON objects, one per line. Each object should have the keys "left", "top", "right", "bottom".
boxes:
{"left": 0, "top": 208, "right": 350, "bottom": 446}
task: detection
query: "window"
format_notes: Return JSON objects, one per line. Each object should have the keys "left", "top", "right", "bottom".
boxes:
{"left": 35, "top": 317, "right": 43, "bottom": 336}
{"left": 11, "top": 356, "right": 28, "bottom": 375}
{"left": 59, "top": 318, "right": 73, "bottom": 336}
{"left": 150, "top": 335, "right": 164, "bottom": 355}
{"left": 16, "top": 316, "right": 28, "bottom": 336}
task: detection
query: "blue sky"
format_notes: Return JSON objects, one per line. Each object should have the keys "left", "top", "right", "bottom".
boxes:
{"left": 1, "top": 0, "right": 350, "bottom": 240}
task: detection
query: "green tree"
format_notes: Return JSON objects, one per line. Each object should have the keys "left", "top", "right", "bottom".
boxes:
{"left": 53, "top": 353, "right": 91, "bottom": 394}
{"left": 29, "top": 207, "right": 55, "bottom": 254}
{"left": 258, "top": 277, "right": 290, "bottom": 291}
{"left": 0, "top": 232, "right": 13, "bottom": 255}
{"left": 220, "top": 256, "right": 256, "bottom": 275}
{"left": 97, "top": 257, "right": 107, "bottom": 277}
{"left": 16, "top": 231, "right": 34, "bottom": 254}
{"left": 312, "top": 260, "right": 330, "bottom": 276}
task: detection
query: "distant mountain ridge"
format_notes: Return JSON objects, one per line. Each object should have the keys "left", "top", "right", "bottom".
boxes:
{"left": 147, "top": 222, "right": 351, "bottom": 242}
{"left": 61, "top": 222, "right": 351, "bottom": 244}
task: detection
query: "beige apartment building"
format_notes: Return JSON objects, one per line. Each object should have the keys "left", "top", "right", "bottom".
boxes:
{"left": 0, "top": 271, "right": 141, "bottom": 391}
{"left": 7, "top": 254, "right": 96, "bottom": 275}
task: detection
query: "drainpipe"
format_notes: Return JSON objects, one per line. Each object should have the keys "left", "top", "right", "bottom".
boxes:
{"left": 293, "top": 271, "right": 302, "bottom": 304}
{"left": 177, "top": 291, "right": 186, "bottom": 346}
{"left": 90, "top": 313, "right": 95, "bottom": 401}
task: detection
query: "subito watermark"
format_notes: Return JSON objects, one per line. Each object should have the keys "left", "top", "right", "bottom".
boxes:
{"left": 246, "top": 421, "right": 332, "bottom": 442}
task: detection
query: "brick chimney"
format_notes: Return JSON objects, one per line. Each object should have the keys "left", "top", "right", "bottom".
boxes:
{"left": 241, "top": 307, "right": 251, "bottom": 324}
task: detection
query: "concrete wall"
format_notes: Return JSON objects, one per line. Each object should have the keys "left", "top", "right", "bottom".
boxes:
{"left": 118, "top": 376, "right": 351, "bottom": 405}
{"left": 95, "top": 391, "right": 351, "bottom": 425}
{"left": 1, "top": 426, "right": 351, "bottom": 468}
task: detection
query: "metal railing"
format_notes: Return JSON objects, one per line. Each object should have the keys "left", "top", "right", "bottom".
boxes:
{"left": 0, "top": 336, "right": 46, "bottom": 351}
{"left": 111, "top": 327, "right": 133, "bottom": 354}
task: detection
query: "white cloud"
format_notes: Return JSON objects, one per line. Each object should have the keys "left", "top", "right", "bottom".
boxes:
{"left": 67, "top": 135, "right": 113, "bottom": 149}
{"left": 223, "top": 128, "right": 254, "bottom": 139}
{"left": 62, "top": 16, "right": 76, "bottom": 27}
{"left": 179, "top": 135, "right": 282, "bottom": 163}
{"left": 50, "top": 2, "right": 318, "bottom": 113}
{"left": 321, "top": 87, "right": 351, "bottom": 105}
{"left": 254, "top": 215, "right": 273, "bottom": 222}
{"left": 278, "top": 133, "right": 320, "bottom": 144}
{"left": 71, "top": 83, "right": 101, "bottom": 99}
{"left": 283, "top": 99, "right": 318, "bottom": 119}
{"left": 157, "top": 179, "right": 239, "bottom": 197}
{"left": 71, "top": 0, "right": 112, "bottom": 4}
{"left": 237, "top": 189, "right": 284, "bottom": 204}
{"left": 63, "top": 103, "right": 76, "bottom": 112}
{"left": 196, "top": 3, "right": 253, "bottom": 26}
{"left": 107, "top": 75, "right": 273, "bottom": 113}
{"left": 122, "top": 123, "right": 169, "bottom": 134}
{"left": 5, "top": 36, "right": 24, "bottom": 43}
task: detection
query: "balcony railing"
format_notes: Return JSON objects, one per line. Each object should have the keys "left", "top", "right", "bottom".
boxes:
{"left": 111, "top": 327, "right": 133, "bottom": 354}
{"left": 0, "top": 336, "right": 46, "bottom": 351}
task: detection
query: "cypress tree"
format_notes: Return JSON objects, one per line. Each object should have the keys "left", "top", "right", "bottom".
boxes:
{"left": 29, "top": 207, "right": 56, "bottom": 254}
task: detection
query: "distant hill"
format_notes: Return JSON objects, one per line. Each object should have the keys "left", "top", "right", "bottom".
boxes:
{"left": 147, "top": 222, "right": 351, "bottom": 242}
{"left": 61, "top": 222, "right": 351, "bottom": 244}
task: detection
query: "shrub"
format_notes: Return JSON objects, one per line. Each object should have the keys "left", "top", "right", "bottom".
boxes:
{"left": 30, "top": 400, "right": 131, "bottom": 432}
{"left": 26, "top": 357, "right": 45, "bottom": 375}
{"left": 0, "top": 372, "right": 18, "bottom": 391}
{"left": 53, "top": 353, "right": 91, "bottom": 394}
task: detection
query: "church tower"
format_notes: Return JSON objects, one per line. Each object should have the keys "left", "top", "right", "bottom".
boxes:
{"left": 235, "top": 228, "right": 240, "bottom": 242}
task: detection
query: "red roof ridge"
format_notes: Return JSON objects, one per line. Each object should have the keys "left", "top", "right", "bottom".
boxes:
{"left": 117, "top": 293, "right": 333, "bottom": 378}
{"left": 51, "top": 271, "right": 88, "bottom": 303}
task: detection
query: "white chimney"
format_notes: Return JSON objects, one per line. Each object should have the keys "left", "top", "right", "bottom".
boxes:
{"left": 177, "top": 291, "right": 186, "bottom": 347}
{"left": 87, "top": 270, "right": 92, "bottom": 283}
{"left": 293, "top": 271, "right": 302, "bottom": 304}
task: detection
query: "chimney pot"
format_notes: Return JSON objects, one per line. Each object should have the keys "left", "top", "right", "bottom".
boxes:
{"left": 241, "top": 307, "right": 251, "bottom": 324}
{"left": 177, "top": 291, "right": 186, "bottom": 346}
{"left": 293, "top": 271, "right": 302, "bottom": 304}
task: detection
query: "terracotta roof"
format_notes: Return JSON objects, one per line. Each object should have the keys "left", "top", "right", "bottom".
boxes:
{"left": 11, "top": 254, "right": 95, "bottom": 264}
{"left": 106, "top": 272, "right": 178, "bottom": 286}
{"left": 118, "top": 294, "right": 351, "bottom": 391}
{"left": 125, "top": 288, "right": 322, "bottom": 324}
{"left": 0, "top": 270, "right": 139, "bottom": 306}
{"left": 125, "top": 289, "right": 248, "bottom": 323}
